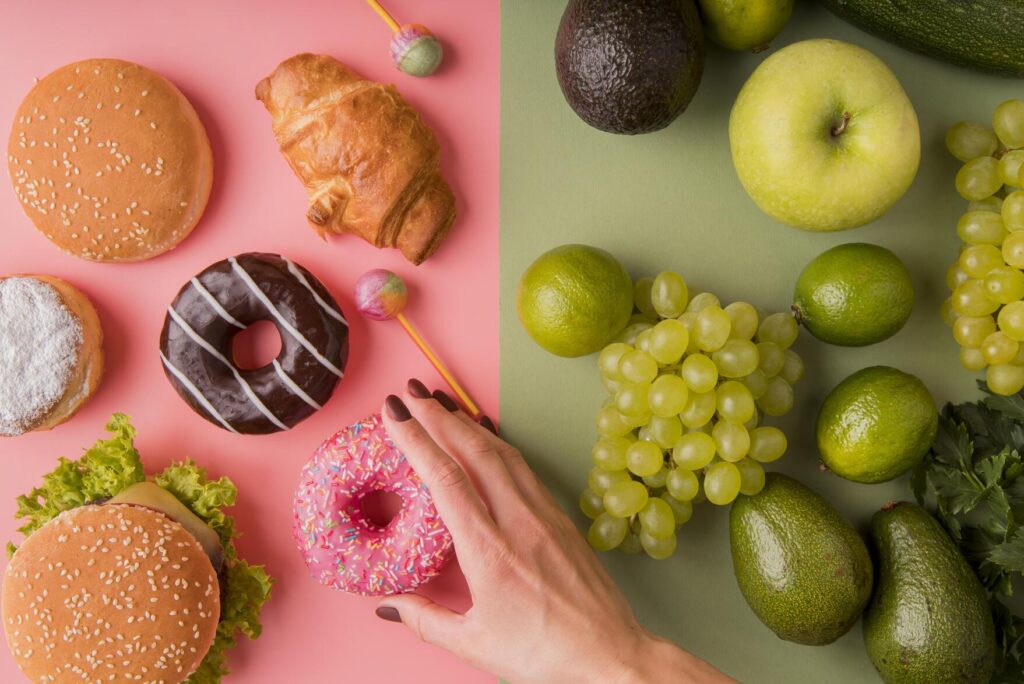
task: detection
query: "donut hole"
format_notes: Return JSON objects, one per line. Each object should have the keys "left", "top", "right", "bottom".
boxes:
{"left": 232, "top": 320, "right": 282, "bottom": 370}
{"left": 360, "top": 490, "right": 404, "bottom": 529}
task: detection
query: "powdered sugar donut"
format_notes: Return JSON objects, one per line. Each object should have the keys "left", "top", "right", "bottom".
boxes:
{"left": 293, "top": 413, "right": 453, "bottom": 596}
{"left": 0, "top": 275, "right": 103, "bottom": 436}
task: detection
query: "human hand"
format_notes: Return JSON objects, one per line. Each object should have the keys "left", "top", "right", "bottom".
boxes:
{"left": 377, "top": 379, "right": 732, "bottom": 684}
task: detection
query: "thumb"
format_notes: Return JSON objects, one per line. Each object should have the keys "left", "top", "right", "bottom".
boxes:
{"left": 376, "top": 594, "right": 465, "bottom": 650}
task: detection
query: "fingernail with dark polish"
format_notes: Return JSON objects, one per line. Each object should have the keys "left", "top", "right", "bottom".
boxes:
{"left": 386, "top": 395, "right": 412, "bottom": 422}
{"left": 375, "top": 606, "right": 402, "bottom": 623}
{"left": 432, "top": 389, "right": 459, "bottom": 412}
{"left": 408, "top": 378, "right": 430, "bottom": 398}
{"left": 480, "top": 415, "right": 498, "bottom": 435}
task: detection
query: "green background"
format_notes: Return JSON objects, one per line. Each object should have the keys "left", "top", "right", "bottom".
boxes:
{"left": 499, "top": 2, "right": 1015, "bottom": 682}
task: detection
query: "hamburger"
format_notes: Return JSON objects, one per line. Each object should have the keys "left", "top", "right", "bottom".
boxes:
{"left": 2, "top": 414, "right": 272, "bottom": 683}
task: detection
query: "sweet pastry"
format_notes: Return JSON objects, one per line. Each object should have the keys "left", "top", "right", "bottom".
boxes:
{"left": 293, "top": 413, "right": 453, "bottom": 595}
{"left": 256, "top": 53, "right": 455, "bottom": 265}
{"left": 7, "top": 58, "right": 213, "bottom": 261}
{"left": 160, "top": 252, "right": 349, "bottom": 434}
{"left": 0, "top": 275, "right": 103, "bottom": 436}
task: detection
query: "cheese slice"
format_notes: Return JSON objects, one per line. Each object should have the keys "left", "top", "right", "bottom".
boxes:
{"left": 109, "top": 481, "right": 224, "bottom": 571}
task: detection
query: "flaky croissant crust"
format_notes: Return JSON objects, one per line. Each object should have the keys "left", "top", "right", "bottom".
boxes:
{"left": 257, "top": 53, "right": 455, "bottom": 264}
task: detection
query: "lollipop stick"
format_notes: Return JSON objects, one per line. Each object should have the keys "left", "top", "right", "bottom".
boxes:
{"left": 396, "top": 312, "right": 481, "bottom": 418}
{"left": 365, "top": 0, "right": 400, "bottom": 32}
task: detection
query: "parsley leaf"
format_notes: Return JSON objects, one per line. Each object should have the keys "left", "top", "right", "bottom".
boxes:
{"left": 916, "top": 388, "right": 1024, "bottom": 683}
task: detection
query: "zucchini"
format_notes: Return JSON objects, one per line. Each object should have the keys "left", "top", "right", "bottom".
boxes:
{"left": 818, "top": 0, "right": 1024, "bottom": 77}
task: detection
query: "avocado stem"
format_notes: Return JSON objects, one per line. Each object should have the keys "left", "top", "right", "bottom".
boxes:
{"left": 831, "top": 111, "right": 851, "bottom": 137}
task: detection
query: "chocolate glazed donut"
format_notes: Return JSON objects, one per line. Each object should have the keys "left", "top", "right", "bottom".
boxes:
{"left": 160, "top": 253, "right": 349, "bottom": 434}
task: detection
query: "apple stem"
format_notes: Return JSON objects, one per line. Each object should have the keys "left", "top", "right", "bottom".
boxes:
{"left": 831, "top": 111, "right": 851, "bottom": 137}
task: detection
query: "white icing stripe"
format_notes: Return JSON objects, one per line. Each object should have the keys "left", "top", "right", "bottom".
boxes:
{"left": 272, "top": 359, "right": 323, "bottom": 410}
{"left": 159, "top": 351, "right": 238, "bottom": 433}
{"left": 167, "top": 306, "right": 290, "bottom": 431}
{"left": 191, "top": 277, "right": 245, "bottom": 329}
{"left": 229, "top": 257, "right": 344, "bottom": 377}
{"left": 282, "top": 256, "right": 348, "bottom": 326}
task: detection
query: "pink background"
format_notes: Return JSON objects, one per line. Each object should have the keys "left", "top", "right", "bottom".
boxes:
{"left": 0, "top": 1, "right": 499, "bottom": 682}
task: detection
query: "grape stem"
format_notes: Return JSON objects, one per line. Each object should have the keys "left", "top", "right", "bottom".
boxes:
{"left": 830, "top": 111, "right": 851, "bottom": 137}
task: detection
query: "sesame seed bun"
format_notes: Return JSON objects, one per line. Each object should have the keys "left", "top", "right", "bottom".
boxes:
{"left": 2, "top": 504, "right": 220, "bottom": 683}
{"left": 7, "top": 58, "right": 213, "bottom": 262}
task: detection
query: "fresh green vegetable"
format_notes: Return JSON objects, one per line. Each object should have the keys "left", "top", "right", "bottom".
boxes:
{"left": 6, "top": 414, "right": 273, "bottom": 684}
{"left": 7, "top": 412, "right": 143, "bottom": 551}
{"left": 912, "top": 385, "right": 1024, "bottom": 681}
{"left": 818, "top": 0, "right": 1024, "bottom": 77}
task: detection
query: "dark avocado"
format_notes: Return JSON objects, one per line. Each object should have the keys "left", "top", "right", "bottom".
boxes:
{"left": 864, "top": 502, "right": 996, "bottom": 684}
{"left": 555, "top": 0, "right": 705, "bottom": 134}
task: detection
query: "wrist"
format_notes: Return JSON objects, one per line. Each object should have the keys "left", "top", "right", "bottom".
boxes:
{"left": 609, "top": 631, "right": 732, "bottom": 684}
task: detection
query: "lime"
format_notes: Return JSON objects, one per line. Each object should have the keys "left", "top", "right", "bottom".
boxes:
{"left": 793, "top": 243, "right": 914, "bottom": 347}
{"left": 816, "top": 366, "right": 937, "bottom": 484}
{"left": 516, "top": 244, "right": 633, "bottom": 357}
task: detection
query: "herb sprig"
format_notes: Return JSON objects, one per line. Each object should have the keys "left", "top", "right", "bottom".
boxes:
{"left": 913, "top": 383, "right": 1024, "bottom": 683}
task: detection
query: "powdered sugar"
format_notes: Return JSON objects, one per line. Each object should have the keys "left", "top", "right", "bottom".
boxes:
{"left": 0, "top": 278, "right": 82, "bottom": 435}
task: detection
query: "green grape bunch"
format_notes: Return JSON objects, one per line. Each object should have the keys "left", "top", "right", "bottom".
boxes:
{"left": 581, "top": 270, "right": 804, "bottom": 560}
{"left": 942, "top": 100, "right": 1024, "bottom": 395}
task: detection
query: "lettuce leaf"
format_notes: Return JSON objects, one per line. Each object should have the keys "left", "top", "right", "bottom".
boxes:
{"left": 154, "top": 461, "right": 274, "bottom": 684}
{"left": 155, "top": 461, "right": 238, "bottom": 548}
{"left": 185, "top": 559, "right": 274, "bottom": 684}
{"left": 7, "top": 415, "right": 274, "bottom": 684}
{"left": 8, "top": 413, "right": 144, "bottom": 555}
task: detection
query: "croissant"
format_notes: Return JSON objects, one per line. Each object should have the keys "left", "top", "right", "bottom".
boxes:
{"left": 256, "top": 53, "right": 455, "bottom": 265}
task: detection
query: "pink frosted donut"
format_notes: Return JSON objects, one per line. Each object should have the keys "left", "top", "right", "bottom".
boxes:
{"left": 293, "top": 413, "right": 453, "bottom": 596}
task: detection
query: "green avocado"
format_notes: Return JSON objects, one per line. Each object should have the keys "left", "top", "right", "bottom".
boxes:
{"left": 555, "top": 0, "right": 705, "bottom": 134}
{"left": 729, "top": 473, "right": 873, "bottom": 645}
{"left": 864, "top": 502, "right": 996, "bottom": 684}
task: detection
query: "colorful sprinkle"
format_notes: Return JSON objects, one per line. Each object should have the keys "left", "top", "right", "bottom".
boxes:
{"left": 292, "top": 413, "right": 453, "bottom": 596}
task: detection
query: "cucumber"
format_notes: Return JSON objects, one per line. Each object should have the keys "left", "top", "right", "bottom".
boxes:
{"left": 818, "top": 0, "right": 1024, "bottom": 77}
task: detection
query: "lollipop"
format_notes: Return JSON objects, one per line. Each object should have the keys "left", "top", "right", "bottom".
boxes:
{"left": 365, "top": 0, "right": 444, "bottom": 77}
{"left": 355, "top": 269, "right": 480, "bottom": 417}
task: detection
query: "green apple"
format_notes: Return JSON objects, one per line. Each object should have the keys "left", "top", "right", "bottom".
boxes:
{"left": 729, "top": 39, "right": 920, "bottom": 231}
